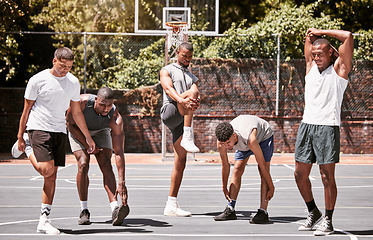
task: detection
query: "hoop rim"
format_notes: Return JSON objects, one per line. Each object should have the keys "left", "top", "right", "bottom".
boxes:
{"left": 165, "top": 21, "right": 188, "bottom": 28}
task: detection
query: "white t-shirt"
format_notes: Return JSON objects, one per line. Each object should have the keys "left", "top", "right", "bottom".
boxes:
{"left": 25, "top": 69, "right": 81, "bottom": 133}
{"left": 230, "top": 115, "right": 273, "bottom": 151}
{"left": 302, "top": 64, "right": 348, "bottom": 126}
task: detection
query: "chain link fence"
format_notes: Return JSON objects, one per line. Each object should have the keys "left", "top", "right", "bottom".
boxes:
{"left": 1, "top": 32, "right": 372, "bottom": 118}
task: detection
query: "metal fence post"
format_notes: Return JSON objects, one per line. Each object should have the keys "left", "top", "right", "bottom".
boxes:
{"left": 276, "top": 34, "right": 280, "bottom": 116}
{"left": 83, "top": 32, "right": 87, "bottom": 93}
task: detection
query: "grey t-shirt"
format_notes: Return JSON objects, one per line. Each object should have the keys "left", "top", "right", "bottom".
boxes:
{"left": 83, "top": 94, "right": 116, "bottom": 131}
{"left": 231, "top": 115, "right": 273, "bottom": 151}
{"left": 161, "top": 63, "right": 199, "bottom": 105}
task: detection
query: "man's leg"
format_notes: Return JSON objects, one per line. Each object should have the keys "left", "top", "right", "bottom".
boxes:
{"left": 295, "top": 161, "right": 322, "bottom": 231}
{"left": 214, "top": 158, "right": 248, "bottom": 221}
{"left": 95, "top": 148, "right": 129, "bottom": 226}
{"left": 313, "top": 163, "right": 337, "bottom": 236}
{"left": 249, "top": 161, "right": 271, "bottom": 224}
{"left": 229, "top": 158, "right": 249, "bottom": 200}
{"left": 95, "top": 148, "right": 117, "bottom": 202}
{"left": 177, "top": 89, "right": 200, "bottom": 153}
{"left": 36, "top": 163, "right": 60, "bottom": 235}
{"left": 164, "top": 137, "right": 191, "bottom": 217}
{"left": 73, "top": 149, "right": 91, "bottom": 225}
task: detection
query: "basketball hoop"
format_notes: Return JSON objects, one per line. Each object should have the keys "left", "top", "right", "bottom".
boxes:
{"left": 165, "top": 21, "right": 188, "bottom": 51}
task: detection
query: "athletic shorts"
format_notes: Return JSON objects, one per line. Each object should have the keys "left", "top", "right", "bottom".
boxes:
{"left": 235, "top": 135, "right": 274, "bottom": 162}
{"left": 295, "top": 122, "right": 340, "bottom": 165}
{"left": 160, "top": 102, "right": 184, "bottom": 144}
{"left": 28, "top": 130, "right": 66, "bottom": 167}
{"left": 69, "top": 128, "right": 113, "bottom": 152}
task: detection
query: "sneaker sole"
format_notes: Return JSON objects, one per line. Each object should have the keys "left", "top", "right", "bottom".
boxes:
{"left": 298, "top": 216, "right": 323, "bottom": 231}
{"left": 249, "top": 219, "right": 269, "bottom": 224}
{"left": 78, "top": 219, "right": 91, "bottom": 225}
{"left": 37, "top": 229, "right": 60, "bottom": 235}
{"left": 214, "top": 217, "right": 237, "bottom": 221}
{"left": 112, "top": 205, "right": 130, "bottom": 226}
{"left": 314, "top": 230, "right": 334, "bottom": 236}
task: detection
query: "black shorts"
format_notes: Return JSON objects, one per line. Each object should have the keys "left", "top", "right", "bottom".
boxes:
{"left": 160, "top": 102, "right": 184, "bottom": 144}
{"left": 28, "top": 130, "right": 67, "bottom": 167}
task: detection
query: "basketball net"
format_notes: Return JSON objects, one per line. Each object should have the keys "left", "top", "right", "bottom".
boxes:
{"left": 165, "top": 21, "right": 188, "bottom": 52}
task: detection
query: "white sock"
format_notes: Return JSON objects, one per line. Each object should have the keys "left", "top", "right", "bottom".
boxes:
{"left": 183, "top": 126, "right": 192, "bottom": 132}
{"left": 80, "top": 201, "right": 88, "bottom": 210}
{"left": 25, "top": 147, "right": 33, "bottom": 158}
{"left": 110, "top": 201, "right": 118, "bottom": 212}
{"left": 168, "top": 196, "right": 177, "bottom": 202}
{"left": 40, "top": 203, "right": 52, "bottom": 218}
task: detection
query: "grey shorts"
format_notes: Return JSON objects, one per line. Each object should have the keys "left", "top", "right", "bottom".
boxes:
{"left": 68, "top": 128, "right": 113, "bottom": 152}
{"left": 161, "top": 102, "right": 184, "bottom": 144}
{"left": 28, "top": 130, "right": 66, "bottom": 167}
{"left": 295, "top": 122, "right": 340, "bottom": 165}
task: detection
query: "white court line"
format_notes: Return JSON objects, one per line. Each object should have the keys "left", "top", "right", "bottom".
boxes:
{"left": 29, "top": 164, "right": 73, "bottom": 181}
{"left": 0, "top": 215, "right": 361, "bottom": 239}
{"left": 283, "top": 164, "right": 316, "bottom": 180}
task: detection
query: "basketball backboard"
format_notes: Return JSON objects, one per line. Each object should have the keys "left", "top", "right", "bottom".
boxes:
{"left": 134, "top": 0, "right": 219, "bottom": 35}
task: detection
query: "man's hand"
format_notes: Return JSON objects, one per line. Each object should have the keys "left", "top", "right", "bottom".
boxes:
{"left": 181, "top": 97, "right": 200, "bottom": 111}
{"left": 86, "top": 137, "right": 96, "bottom": 154}
{"left": 266, "top": 186, "right": 275, "bottom": 202}
{"left": 17, "top": 138, "right": 26, "bottom": 152}
{"left": 116, "top": 182, "right": 128, "bottom": 206}
{"left": 223, "top": 187, "right": 231, "bottom": 202}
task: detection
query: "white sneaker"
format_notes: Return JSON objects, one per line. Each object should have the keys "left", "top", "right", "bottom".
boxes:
{"left": 180, "top": 130, "right": 200, "bottom": 153}
{"left": 164, "top": 200, "right": 192, "bottom": 217}
{"left": 37, "top": 219, "right": 60, "bottom": 235}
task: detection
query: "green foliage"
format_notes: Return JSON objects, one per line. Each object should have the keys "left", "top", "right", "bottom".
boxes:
{"left": 354, "top": 30, "right": 373, "bottom": 61}
{"left": 106, "top": 39, "right": 165, "bottom": 89}
{"left": 0, "top": 0, "right": 45, "bottom": 83}
{"left": 202, "top": 2, "right": 343, "bottom": 59}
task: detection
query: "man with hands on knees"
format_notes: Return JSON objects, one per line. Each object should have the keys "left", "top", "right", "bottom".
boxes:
{"left": 66, "top": 87, "right": 129, "bottom": 226}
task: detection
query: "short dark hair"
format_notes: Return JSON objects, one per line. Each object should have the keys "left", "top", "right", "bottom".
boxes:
{"left": 313, "top": 38, "right": 330, "bottom": 49}
{"left": 54, "top": 47, "right": 74, "bottom": 61}
{"left": 215, "top": 122, "right": 234, "bottom": 142}
{"left": 97, "top": 87, "right": 114, "bottom": 100}
{"left": 178, "top": 42, "right": 193, "bottom": 52}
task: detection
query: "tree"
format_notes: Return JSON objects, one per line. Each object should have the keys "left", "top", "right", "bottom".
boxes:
{"left": 0, "top": 0, "right": 46, "bottom": 86}
{"left": 202, "top": 2, "right": 343, "bottom": 59}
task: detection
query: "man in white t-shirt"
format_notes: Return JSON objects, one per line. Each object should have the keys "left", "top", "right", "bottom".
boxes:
{"left": 294, "top": 29, "right": 353, "bottom": 236}
{"left": 12, "top": 47, "right": 95, "bottom": 235}
{"left": 214, "top": 115, "right": 275, "bottom": 224}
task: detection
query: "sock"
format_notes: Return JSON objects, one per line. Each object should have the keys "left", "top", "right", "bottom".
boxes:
{"left": 259, "top": 208, "right": 268, "bottom": 214}
{"left": 228, "top": 199, "right": 236, "bottom": 209}
{"left": 325, "top": 209, "right": 334, "bottom": 219}
{"left": 183, "top": 126, "right": 192, "bottom": 132}
{"left": 80, "top": 201, "right": 88, "bottom": 211}
{"left": 110, "top": 201, "right": 118, "bottom": 212}
{"left": 25, "top": 147, "right": 33, "bottom": 158}
{"left": 168, "top": 196, "right": 177, "bottom": 202}
{"left": 41, "top": 203, "right": 52, "bottom": 218}
{"left": 306, "top": 199, "right": 317, "bottom": 212}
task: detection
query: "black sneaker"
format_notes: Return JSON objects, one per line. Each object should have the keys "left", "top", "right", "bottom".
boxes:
{"left": 249, "top": 209, "right": 269, "bottom": 224}
{"left": 214, "top": 207, "right": 237, "bottom": 221}
{"left": 112, "top": 204, "right": 130, "bottom": 226}
{"left": 314, "top": 216, "right": 334, "bottom": 236}
{"left": 298, "top": 208, "right": 322, "bottom": 231}
{"left": 78, "top": 209, "right": 91, "bottom": 225}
